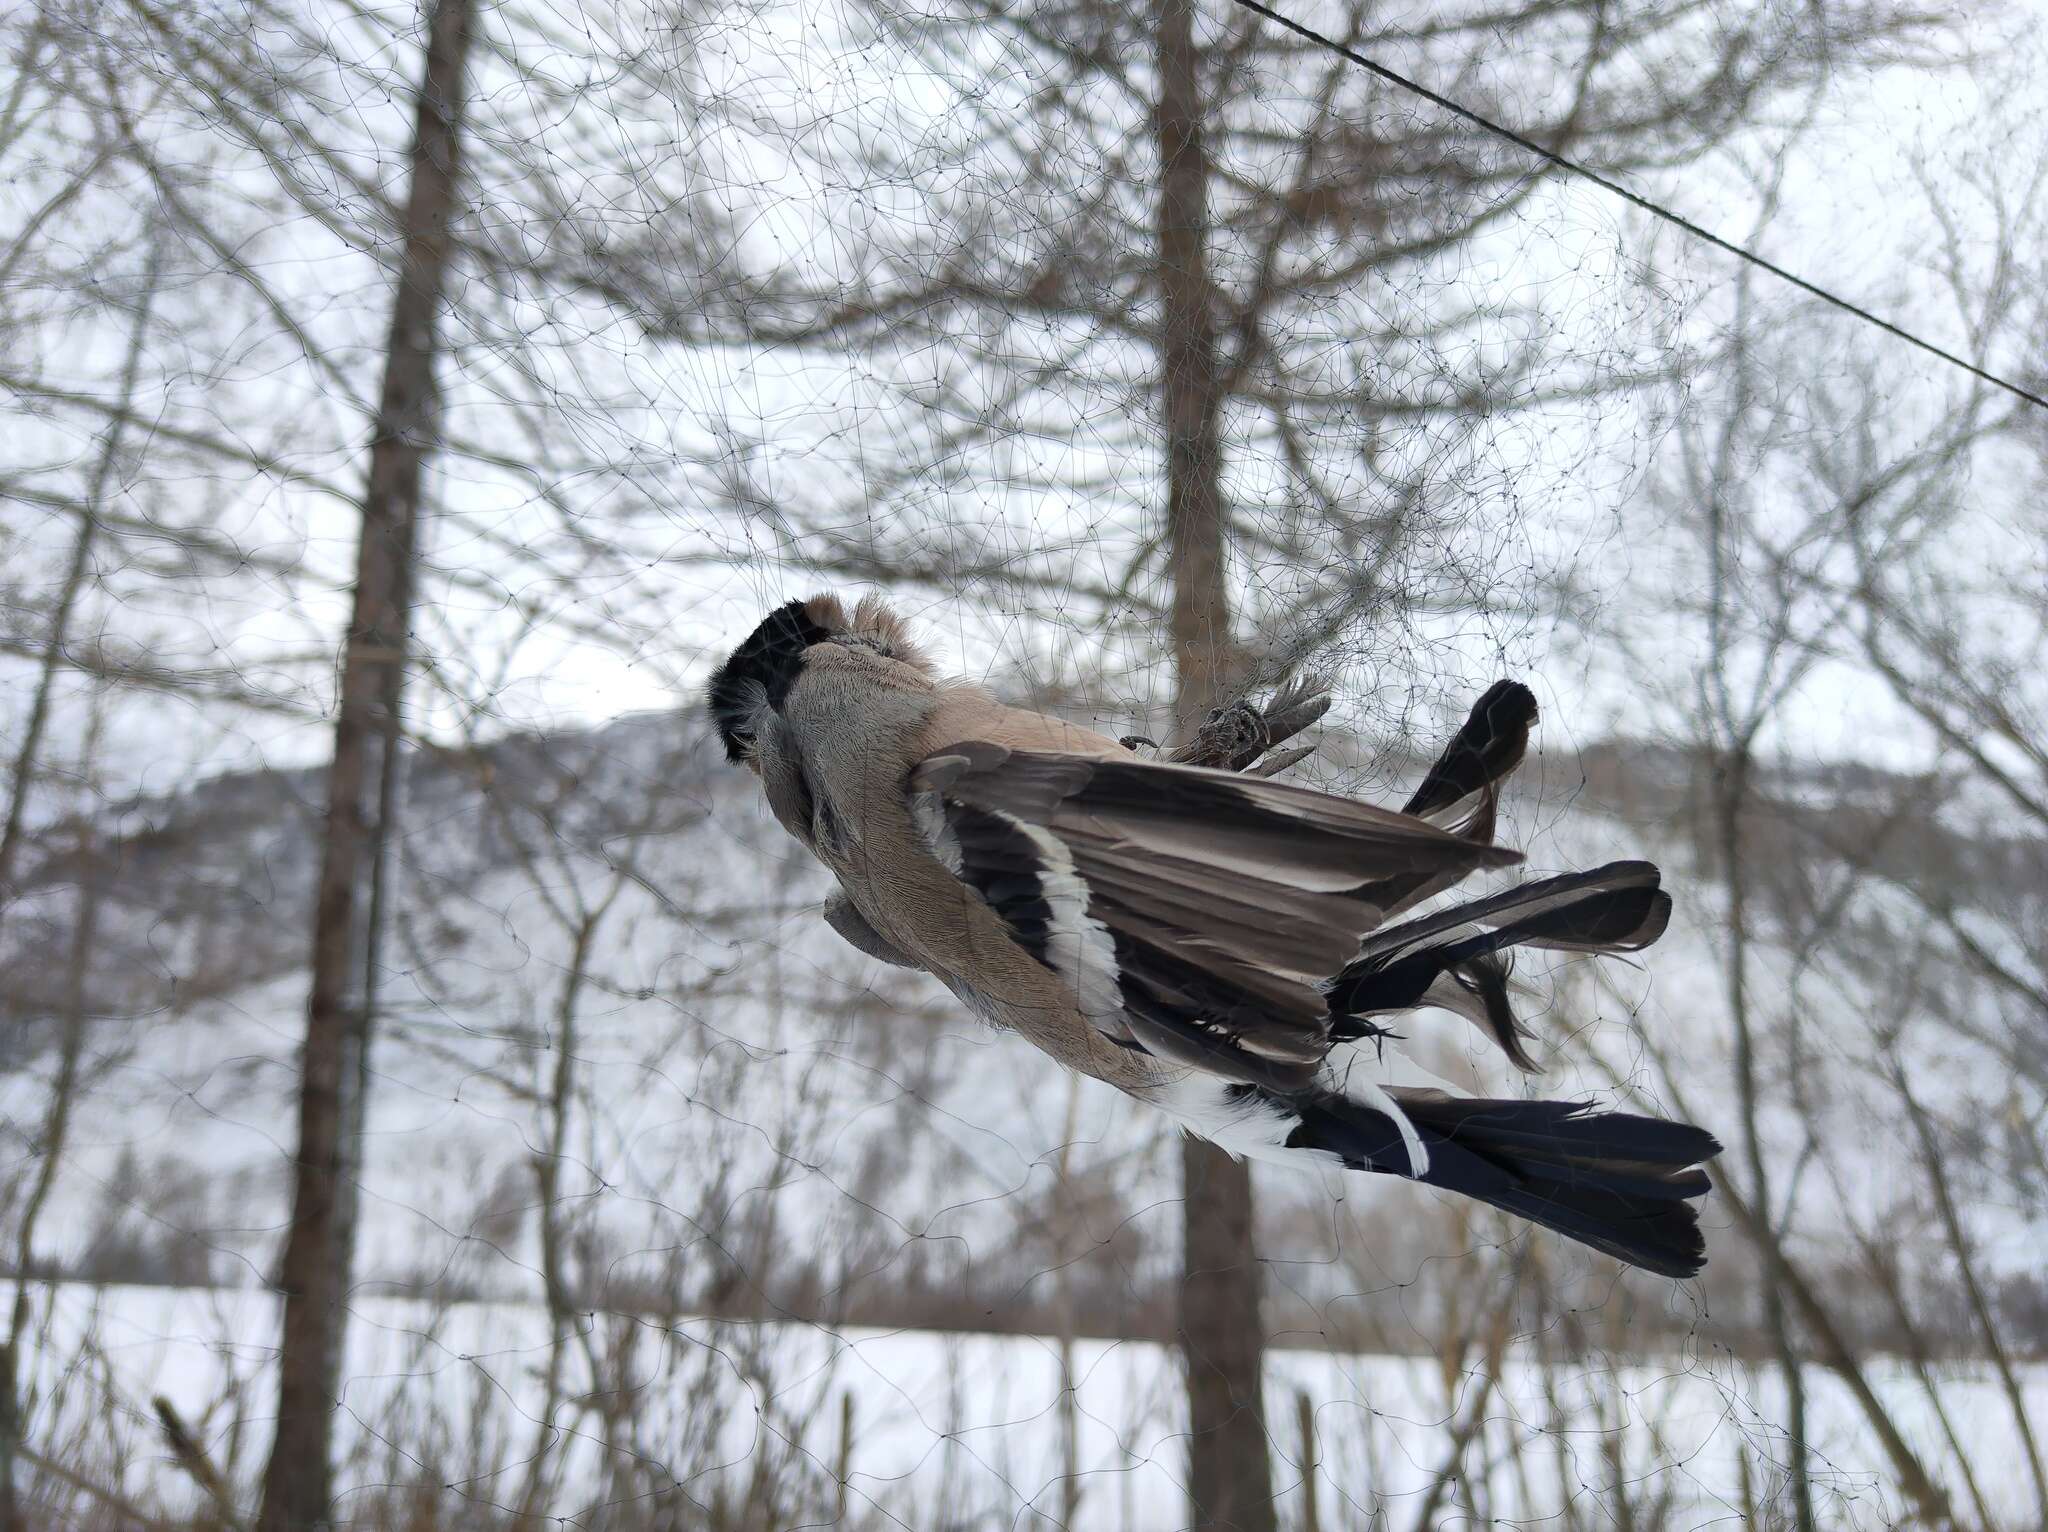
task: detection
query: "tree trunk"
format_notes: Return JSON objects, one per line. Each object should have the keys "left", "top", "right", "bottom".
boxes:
{"left": 1155, "top": 0, "right": 1275, "bottom": 1525}
{"left": 1714, "top": 748, "right": 1816, "bottom": 1532}
{"left": 255, "top": 0, "right": 474, "bottom": 1525}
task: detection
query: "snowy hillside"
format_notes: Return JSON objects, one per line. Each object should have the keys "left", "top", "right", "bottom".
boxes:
{"left": 13, "top": 696, "right": 2038, "bottom": 1353}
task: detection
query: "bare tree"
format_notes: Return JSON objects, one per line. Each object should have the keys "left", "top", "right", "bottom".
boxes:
{"left": 1153, "top": 0, "right": 1278, "bottom": 1517}
{"left": 256, "top": 0, "right": 478, "bottom": 1521}
{"left": 680, "top": 1, "right": 1949, "bottom": 1521}
{"left": 1587, "top": 75, "right": 2044, "bottom": 1527}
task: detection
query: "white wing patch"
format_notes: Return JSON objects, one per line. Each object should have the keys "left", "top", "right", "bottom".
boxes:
{"left": 911, "top": 785, "right": 1129, "bottom": 1039}
{"left": 1004, "top": 816, "right": 1128, "bottom": 1034}
{"left": 909, "top": 785, "right": 963, "bottom": 875}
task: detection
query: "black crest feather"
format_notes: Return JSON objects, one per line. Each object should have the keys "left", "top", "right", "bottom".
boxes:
{"left": 707, "top": 600, "right": 833, "bottom": 761}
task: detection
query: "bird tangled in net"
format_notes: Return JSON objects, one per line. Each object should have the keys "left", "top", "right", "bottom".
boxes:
{"left": 710, "top": 594, "right": 1719, "bottom": 1277}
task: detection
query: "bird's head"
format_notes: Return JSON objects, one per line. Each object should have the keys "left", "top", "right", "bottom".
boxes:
{"left": 706, "top": 592, "right": 932, "bottom": 766}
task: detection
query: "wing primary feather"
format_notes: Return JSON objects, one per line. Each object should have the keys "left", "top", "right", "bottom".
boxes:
{"left": 912, "top": 739, "right": 1546, "bottom": 1090}
{"left": 1327, "top": 862, "right": 1670, "bottom": 1067}
{"left": 1401, "top": 680, "right": 1538, "bottom": 842}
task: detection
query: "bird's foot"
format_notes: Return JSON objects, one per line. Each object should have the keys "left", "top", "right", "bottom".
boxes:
{"left": 1168, "top": 677, "right": 1333, "bottom": 774}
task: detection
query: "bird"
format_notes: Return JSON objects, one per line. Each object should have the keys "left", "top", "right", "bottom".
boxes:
{"left": 707, "top": 593, "right": 1721, "bottom": 1277}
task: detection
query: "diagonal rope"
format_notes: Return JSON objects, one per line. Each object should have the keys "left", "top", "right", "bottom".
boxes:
{"left": 1222, "top": 0, "right": 2048, "bottom": 414}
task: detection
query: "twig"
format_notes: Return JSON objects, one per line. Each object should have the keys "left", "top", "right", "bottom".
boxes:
{"left": 17, "top": 1441, "right": 164, "bottom": 1529}
{"left": 153, "top": 1396, "right": 247, "bottom": 1532}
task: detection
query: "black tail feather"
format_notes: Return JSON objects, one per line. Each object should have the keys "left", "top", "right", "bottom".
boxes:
{"left": 1286, "top": 1089, "right": 1720, "bottom": 1278}
{"left": 1395, "top": 1092, "right": 1720, "bottom": 1167}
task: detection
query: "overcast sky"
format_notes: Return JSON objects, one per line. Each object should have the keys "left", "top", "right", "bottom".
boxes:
{"left": 3, "top": 0, "right": 2041, "bottom": 817}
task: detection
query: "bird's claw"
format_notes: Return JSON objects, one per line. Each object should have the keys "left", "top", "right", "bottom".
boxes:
{"left": 1169, "top": 677, "right": 1333, "bottom": 775}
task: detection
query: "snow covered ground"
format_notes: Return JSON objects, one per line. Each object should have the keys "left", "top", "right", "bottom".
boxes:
{"left": 12, "top": 1278, "right": 2046, "bottom": 1529}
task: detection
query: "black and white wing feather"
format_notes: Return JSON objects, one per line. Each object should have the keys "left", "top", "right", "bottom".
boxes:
{"left": 909, "top": 743, "right": 1520, "bottom": 1090}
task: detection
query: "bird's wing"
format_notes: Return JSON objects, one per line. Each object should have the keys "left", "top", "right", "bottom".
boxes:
{"left": 907, "top": 742, "right": 1520, "bottom": 1090}
{"left": 1400, "top": 680, "right": 1538, "bottom": 846}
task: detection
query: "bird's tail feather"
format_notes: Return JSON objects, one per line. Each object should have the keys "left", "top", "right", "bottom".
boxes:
{"left": 1326, "top": 861, "right": 1671, "bottom": 1069}
{"left": 1292, "top": 1088, "right": 1719, "bottom": 1278}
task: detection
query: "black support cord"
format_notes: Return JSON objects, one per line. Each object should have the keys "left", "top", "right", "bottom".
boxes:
{"left": 1223, "top": 0, "right": 2048, "bottom": 414}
